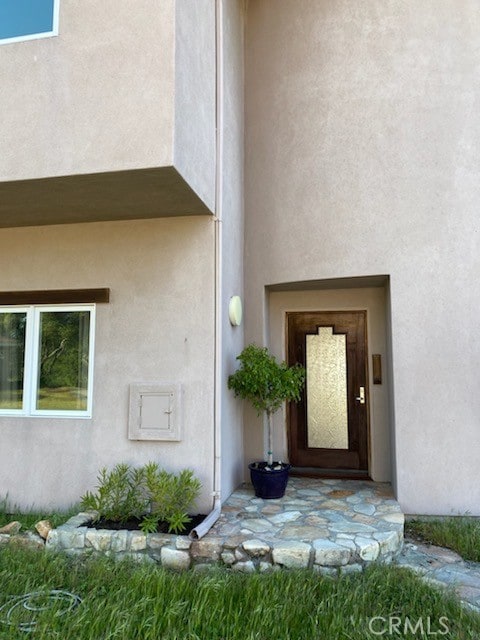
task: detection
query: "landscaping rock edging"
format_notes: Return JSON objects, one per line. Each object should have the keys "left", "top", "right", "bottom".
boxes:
{"left": 43, "top": 512, "right": 403, "bottom": 573}
{"left": 0, "top": 531, "right": 46, "bottom": 551}
{"left": 1, "top": 480, "right": 405, "bottom": 573}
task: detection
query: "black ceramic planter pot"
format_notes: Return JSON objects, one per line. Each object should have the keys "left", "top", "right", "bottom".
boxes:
{"left": 248, "top": 462, "right": 291, "bottom": 499}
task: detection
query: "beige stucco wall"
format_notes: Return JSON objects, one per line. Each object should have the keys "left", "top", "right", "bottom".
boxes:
{"left": 0, "top": 0, "right": 175, "bottom": 180}
{"left": 0, "top": 0, "right": 243, "bottom": 513}
{"left": 218, "top": 0, "right": 245, "bottom": 501}
{"left": 0, "top": 217, "right": 215, "bottom": 512}
{"left": 265, "top": 286, "right": 390, "bottom": 482}
{"left": 245, "top": 0, "right": 480, "bottom": 514}
{"left": 0, "top": 0, "right": 216, "bottom": 212}
{"left": 174, "top": 0, "right": 216, "bottom": 212}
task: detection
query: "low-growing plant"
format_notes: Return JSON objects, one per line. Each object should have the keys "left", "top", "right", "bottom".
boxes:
{"left": 80, "top": 462, "right": 201, "bottom": 534}
{"left": 142, "top": 464, "right": 202, "bottom": 534}
{"left": 80, "top": 463, "right": 148, "bottom": 524}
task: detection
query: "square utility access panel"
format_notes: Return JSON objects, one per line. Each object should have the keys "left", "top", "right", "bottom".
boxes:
{"left": 128, "top": 384, "right": 181, "bottom": 441}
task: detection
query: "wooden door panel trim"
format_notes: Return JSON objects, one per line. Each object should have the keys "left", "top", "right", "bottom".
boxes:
{"left": 289, "top": 448, "right": 360, "bottom": 469}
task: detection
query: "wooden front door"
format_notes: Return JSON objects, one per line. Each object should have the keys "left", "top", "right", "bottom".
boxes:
{"left": 287, "top": 311, "right": 369, "bottom": 475}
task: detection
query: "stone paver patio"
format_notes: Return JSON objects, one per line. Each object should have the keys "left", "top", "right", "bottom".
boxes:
{"left": 203, "top": 477, "right": 404, "bottom": 572}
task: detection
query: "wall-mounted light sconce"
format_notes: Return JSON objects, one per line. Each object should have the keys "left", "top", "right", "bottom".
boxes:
{"left": 229, "top": 295, "right": 243, "bottom": 326}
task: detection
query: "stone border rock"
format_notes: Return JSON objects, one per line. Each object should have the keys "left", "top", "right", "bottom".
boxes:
{"left": 0, "top": 518, "right": 53, "bottom": 551}
{"left": 0, "top": 531, "right": 46, "bottom": 551}
{"left": 43, "top": 512, "right": 403, "bottom": 573}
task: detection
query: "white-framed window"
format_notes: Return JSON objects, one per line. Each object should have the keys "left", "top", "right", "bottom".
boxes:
{"left": 0, "top": 305, "right": 95, "bottom": 418}
{"left": 0, "top": 0, "right": 60, "bottom": 45}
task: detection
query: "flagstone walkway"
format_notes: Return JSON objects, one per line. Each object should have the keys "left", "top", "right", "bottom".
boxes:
{"left": 204, "top": 477, "right": 404, "bottom": 572}
{"left": 397, "top": 540, "right": 480, "bottom": 613}
{"left": 211, "top": 479, "right": 480, "bottom": 613}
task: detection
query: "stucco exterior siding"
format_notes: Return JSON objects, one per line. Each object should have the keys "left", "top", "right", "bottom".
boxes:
{"left": 174, "top": 0, "right": 216, "bottom": 212}
{"left": 2, "top": 0, "right": 478, "bottom": 519}
{"left": 0, "top": 217, "right": 215, "bottom": 512}
{"left": 0, "top": 0, "right": 243, "bottom": 514}
{"left": 0, "top": 0, "right": 175, "bottom": 181}
{"left": 245, "top": 0, "right": 480, "bottom": 514}
{"left": 217, "top": 0, "right": 245, "bottom": 502}
{"left": 0, "top": 0, "right": 216, "bottom": 221}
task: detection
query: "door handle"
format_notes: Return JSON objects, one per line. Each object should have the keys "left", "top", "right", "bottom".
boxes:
{"left": 355, "top": 386, "right": 365, "bottom": 404}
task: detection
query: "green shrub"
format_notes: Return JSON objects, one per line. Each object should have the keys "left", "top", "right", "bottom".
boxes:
{"left": 142, "top": 464, "right": 202, "bottom": 534}
{"left": 228, "top": 344, "right": 305, "bottom": 416}
{"left": 80, "top": 463, "right": 201, "bottom": 534}
{"left": 228, "top": 344, "right": 305, "bottom": 466}
{"left": 80, "top": 463, "right": 148, "bottom": 524}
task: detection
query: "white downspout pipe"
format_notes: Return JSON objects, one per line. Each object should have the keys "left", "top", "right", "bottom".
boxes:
{"left": 191, "top": 0, "right": 223, "bottom": 539}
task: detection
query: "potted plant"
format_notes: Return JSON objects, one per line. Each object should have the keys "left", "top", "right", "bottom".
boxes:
{"left": 228, "top": 344, "right": 305, "bottom": 499}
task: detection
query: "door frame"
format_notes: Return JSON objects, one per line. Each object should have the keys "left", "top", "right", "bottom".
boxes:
{"left": 265, "top": 283, "right": 392, "bottom": 483}
{"left": 286, "top": 310, "right": 370, "bottom": 477}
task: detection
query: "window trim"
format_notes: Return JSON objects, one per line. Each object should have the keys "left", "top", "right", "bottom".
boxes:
{"left": 0, "top": 304, "right": 95, "bottom": 419}
{"left": 0, "top": 0, "right": 60, "bottom": 46}
{"left": 0, "top": 288, "right": 109, "bottom": 305}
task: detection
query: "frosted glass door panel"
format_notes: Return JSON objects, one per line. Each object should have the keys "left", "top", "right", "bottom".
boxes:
{"left": 306, "top": 327, "right": 348, "bottom": 449}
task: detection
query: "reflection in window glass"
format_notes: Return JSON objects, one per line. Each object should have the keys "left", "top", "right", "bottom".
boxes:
{"left": 36, "top": 311, "right": 90, "bottom": 411}
{"left": 0, "top": 0, "right": 58, "bottom": 43}
{"left": 0, "top": 312, "right": 26, "bottom": 410}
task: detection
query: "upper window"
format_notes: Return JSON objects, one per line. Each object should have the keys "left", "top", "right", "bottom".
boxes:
{"left": 0, "top": 305, "right": 95, "bottom": 418}
{"left": 0, "top": 0, "right": 59, "bottom": 45}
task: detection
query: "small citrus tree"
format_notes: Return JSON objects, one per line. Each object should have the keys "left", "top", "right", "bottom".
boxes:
{"left": 228, "top": 344, "right": 305, "bottom": 467}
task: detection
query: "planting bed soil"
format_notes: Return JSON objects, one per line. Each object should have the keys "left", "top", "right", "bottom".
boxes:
{"left": 91, "top": 514, "right": 207, "bottom": 535}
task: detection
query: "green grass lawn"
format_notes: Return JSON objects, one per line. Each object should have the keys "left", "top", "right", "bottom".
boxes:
{"left": 0, "top": 548, "right": 479, "bottom": 639}
{"left": 0, "top": 501, "right": 76, "bottom": 532}
{"left": 406, "top": 517, "right": 480, "bottom": 563}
